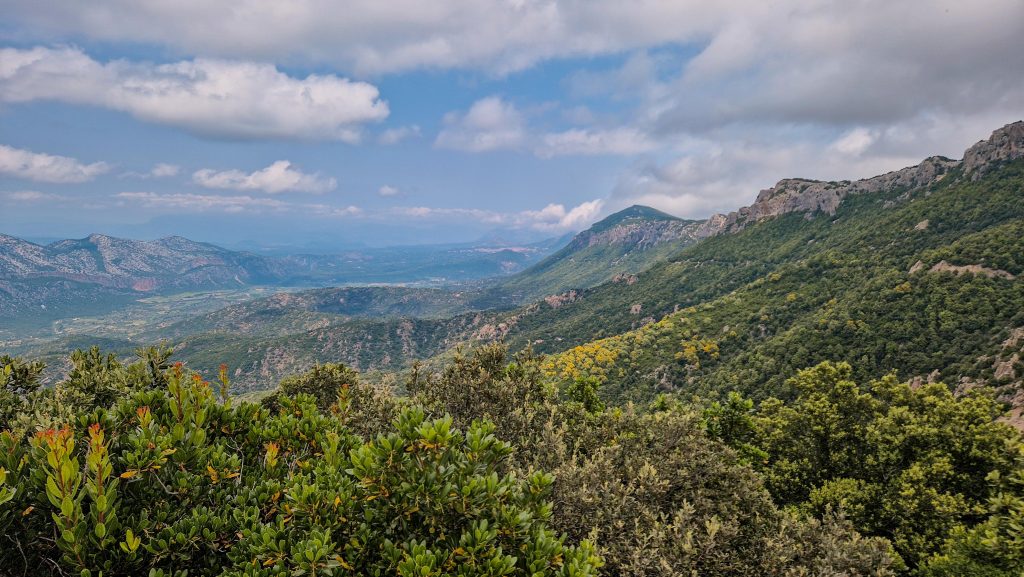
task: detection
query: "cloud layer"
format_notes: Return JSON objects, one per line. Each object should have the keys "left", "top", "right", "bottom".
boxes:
{"left": 0, "top": 144, "right": 109, "bottom": 183}
{"left": 0, "top": 47, "right": 389, "bottom": 141}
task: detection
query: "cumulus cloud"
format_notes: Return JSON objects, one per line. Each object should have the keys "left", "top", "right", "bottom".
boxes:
{"left": 435, "top": 97, "right": 526, "bottom": 152}
{"left": 0, "top": 144, "right": 109, "bottom": 183}
{"left": 516, "top": 200, "right": 605, "bottom": 231}
{"left": 0, "top": 47, "right": 388, "bottom": 141}
{"left": 377, "top": 185, "right": 400, "bottom": 197}
{"left": 193, "top": 161, "right": 336, "bottom": 194}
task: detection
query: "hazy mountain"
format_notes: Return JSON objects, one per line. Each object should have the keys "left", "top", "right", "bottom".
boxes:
{"left": 0, "top": 232, "right": 565, "bottom": 332}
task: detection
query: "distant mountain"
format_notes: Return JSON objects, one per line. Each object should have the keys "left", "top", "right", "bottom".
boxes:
{"left": 492, "top": 205, "right": 717, "bottom": 302}
{"left": 0, "top": 233, "right": 286, "bottom": 291}
{"left": 0, "top": 234, "right": 288, "bottom": 329}
{"left": 0, "top": 232, "right": 564, "bottom": 332}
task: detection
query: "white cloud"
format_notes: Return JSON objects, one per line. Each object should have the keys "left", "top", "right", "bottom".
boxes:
{"left": 830, "top": 128, "right": 877, "bottom": 157}
{"left": 607, "top": 112, "right": 1019, "bottom": 218}
{"left": 192, "top": 161, "right": 336, "bottom": 194}
{"left": 150, "top": 163, "right": 180, "bottom": 178}
{"left": 0, "top": 46, "right": 388, "bottom": 141}
{"left": 378, "top": 125, "right": 421, "bottom": 145}
{"left": 121, "top": 163, "right": 181, "bottom": 179}
{"left": 536, "top": 128, "right": 656, "bottom": 157}
{"left": 377, "top": 185, "right": 400, "bottom": 197}
{"left": 3, "top": 190, "right": 67, "bottom": 203}
{"left": 0, "top": 144, "right": 109, "bottom": 183}
{"left": 393, "top": 199, "right": 604, "bottom": 232}
{"left": 436, "top": 97, "right": 657, "bottom": 157}
{"left": 0, "top": 1, "right": 729, "bottom": 75}
{"left": 116, "top": 191, "right": 289, "bottom": 214}
{"left": 116, "top": 191, "right": 361, "bottom": 217}
{"left": 435, "top": 97, "right": 526, "bottom": 152}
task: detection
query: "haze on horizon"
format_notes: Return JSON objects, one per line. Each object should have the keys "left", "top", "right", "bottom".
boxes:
{"left": 2, "top": 0, "right": 1023, "bottom": 248}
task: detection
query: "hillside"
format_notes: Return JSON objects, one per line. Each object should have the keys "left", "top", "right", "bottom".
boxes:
{"left": 491, "top": 205, "right": 715, "bottom": 302}
{"left": 527, "top": 121, "right": 1024, "bottom": 421}
{"left": 154, "top": 122, "right": 1024, "bottom": 413}
{"left": 148, "top": 285, "right": 487, "bottom": 341}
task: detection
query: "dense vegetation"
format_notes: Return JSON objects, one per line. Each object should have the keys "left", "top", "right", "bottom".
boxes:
{"left": 535, "top": 160, "right": 1024, "bottom": 414}
{"left": 2, "top": 344, "right": 1021, "bottom": 575}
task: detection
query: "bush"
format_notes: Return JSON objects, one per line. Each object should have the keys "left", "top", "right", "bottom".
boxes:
{"left": 0, "top": 362, "right": 601, "bottom": 577}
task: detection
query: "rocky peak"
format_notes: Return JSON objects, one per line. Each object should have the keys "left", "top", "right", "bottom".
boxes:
{"left": 699, "top": 122, "right": 1024, "bottom": 236}
{"left": 564, "top": 206, "right": 708, "bottom": 253}
{"left": 962, "top": 120, "right": 1024, "bottom": 177}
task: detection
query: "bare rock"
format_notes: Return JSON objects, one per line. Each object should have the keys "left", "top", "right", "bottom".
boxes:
{"left": 963, "top": 120, "right": 1024, "bottom": 178}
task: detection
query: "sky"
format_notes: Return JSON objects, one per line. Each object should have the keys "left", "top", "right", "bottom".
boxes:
{"left": 1, "top": 1, "right": 1023, "bottom": 248}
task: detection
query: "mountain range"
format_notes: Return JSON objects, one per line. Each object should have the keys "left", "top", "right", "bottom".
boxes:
{"left": 0, "top": 233, "right": 564, "bottom": 332}
{"left": 4, "top": 121, "right": 1024, "bottom": 427}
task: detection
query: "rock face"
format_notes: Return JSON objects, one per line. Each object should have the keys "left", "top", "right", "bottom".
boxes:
{"left": 562, "top": 205, "right": 714, "bottom": 253}
{"left": 928, "top": 260, "right": 1015, "bottom": 280}
{"left": 963, "top": 121, "right": 1024, "bottom": 177}
{"left": 565, "top": 217, "right": 711, "bottom": 253}
{"left": 699, "top": 120, "right": 1024, "bottom": 235}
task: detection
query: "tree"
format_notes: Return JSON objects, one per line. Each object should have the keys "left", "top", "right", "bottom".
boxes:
{"left": 754, "top": 361, "right": 1021, "bottom": 569}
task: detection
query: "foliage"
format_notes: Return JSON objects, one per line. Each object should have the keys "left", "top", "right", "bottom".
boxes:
{"left": 1, "top": 354, "right": 45, "bottom": 429}
{"left": 512, "top": 160, "right": 1024, "bottom": 409}
{"left": 752, "top": 361, "right": 1022, "bottom": 569}
{"left": 3, "top": 339, "right": 1022, "bottom": 576}
{"left": 272, "top": 362, "right": 361, "bottom": 411}
{"left": 0, "top": 360, "right": 600, "bottom": 577}
{"left": 408, "top": 345, "right": 898, "bottom": 576}
{"left": 919, "top": 444, "right": 1024, "bottom": 576}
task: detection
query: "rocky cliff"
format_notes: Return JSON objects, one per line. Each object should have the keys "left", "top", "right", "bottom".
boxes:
{"left": 704, "top": 120, "right": 1024, "bottom": 234}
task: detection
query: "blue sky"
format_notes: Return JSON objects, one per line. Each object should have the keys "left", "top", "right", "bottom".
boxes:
{"left": 2, "top": 1, "right": 1023, "bottom": 248}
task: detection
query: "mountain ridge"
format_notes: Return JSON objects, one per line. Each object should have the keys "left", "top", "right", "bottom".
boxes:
{"left": 702, "top": 121, "right": 1024, "bottom": 234}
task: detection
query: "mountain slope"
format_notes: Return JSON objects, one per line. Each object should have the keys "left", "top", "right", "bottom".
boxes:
{"left": 148, "top": 285, "right": 486, "bottom": 341}
{"left": 491, "top": 205, "right": 716, "bottom": 302}
{"left": 528, "top": 122, "right": 1024, "bottom": 422}
{"left": 163, "top": 121, "right": 1024, "bottom": 412}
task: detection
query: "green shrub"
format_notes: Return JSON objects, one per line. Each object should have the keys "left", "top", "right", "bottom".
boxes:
{"left": 0, "top": 361, "right": 601, "bottom": 577}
